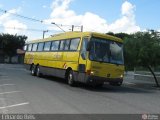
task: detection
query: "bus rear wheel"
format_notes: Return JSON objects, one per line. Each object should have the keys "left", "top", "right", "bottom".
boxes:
{"left": 31, "top": 65, "right": 36, "bottom": 76}
{"left": 67, "top": 70, "right": 75, "bottom": 86}
{"left": 36, "top": 66, "right": 42, "bottom": 77}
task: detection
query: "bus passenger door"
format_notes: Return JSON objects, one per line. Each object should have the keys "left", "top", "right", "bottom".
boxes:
{"left": 78, "top": 37, "right": 88, "bottom": 83}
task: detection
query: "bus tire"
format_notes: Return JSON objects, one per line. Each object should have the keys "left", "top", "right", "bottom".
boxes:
{"left": 31, "top": 65, "right": 36, "bottom": 76}
{"left": 36, "top": 66, "right": 42, "bottom": 77}
{"left": 67, "top": 70, "right": 75, "bottom": 86}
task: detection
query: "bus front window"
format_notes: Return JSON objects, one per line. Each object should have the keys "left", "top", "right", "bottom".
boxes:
{"left": 89, "top": 37, "right": 124, "bottom": 65}
{"left": 110, "top": 41, "right": 124, "bottom": 64}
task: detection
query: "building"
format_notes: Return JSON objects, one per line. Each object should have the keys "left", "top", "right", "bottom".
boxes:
{"left": 0, "top": 47, "right": 24, "bottom": 64}
{"left": 0, "top": 44, "right": 4, "bottom": 63}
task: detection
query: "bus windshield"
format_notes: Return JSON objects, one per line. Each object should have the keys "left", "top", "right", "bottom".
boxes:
{"left": 89, "top": 37, "right": 124, "bottom": 65}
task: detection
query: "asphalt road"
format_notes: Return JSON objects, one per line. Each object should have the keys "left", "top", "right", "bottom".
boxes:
{"left": 0, "top": 64, "right": 160, "bottom": 114}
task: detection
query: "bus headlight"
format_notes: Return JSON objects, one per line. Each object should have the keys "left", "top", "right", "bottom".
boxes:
{"left": 90, "top": 71, "right": 94, "bottom": 75}
{"left": 120, "top": 74, "right": 123, "bottom": 78}
{"left": 86, "top": 70, "right": 94, "bottom": 75}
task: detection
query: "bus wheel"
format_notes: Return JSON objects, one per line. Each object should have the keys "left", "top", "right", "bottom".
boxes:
{"left": 109, "top": 81, "right": 122, "bottom": 86}
{"left": 95, "top": 83, "right": 104, "bottom": 88}
{"left": 36, "top": 66, "right": 42, "bottom": 77}
{"left": 31, "top": 65, "right": 36, "bottom": 76}
{"left": 67, "top": 71, "right": 75, "bottom": 86}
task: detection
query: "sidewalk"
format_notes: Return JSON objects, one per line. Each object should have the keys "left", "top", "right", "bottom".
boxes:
{"left": 124, "top": 71, "right": 160, "bottom": 90}
{"left": 0, "top": 63, "right": 25, "bottom": 71}
{"left": 0, "top": 63, "right": 25, "bottom": 68}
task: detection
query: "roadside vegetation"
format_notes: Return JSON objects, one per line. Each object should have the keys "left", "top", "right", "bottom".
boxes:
{"left": 0, "top": 34, "right": 27, "bottom": 63}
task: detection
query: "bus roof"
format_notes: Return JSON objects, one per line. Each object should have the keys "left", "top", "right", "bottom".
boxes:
{"left": 26, "top": 32, "right": 123, "bottom": 44}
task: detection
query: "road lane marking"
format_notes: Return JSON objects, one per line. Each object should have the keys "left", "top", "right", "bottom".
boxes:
{"left": 0, "top": 76, "right": 9, "bottom": 78}
{"left": 0, "top": 73, "right": 8, "bottom": 75}
{"left": 0, "top": 78, "right": 11, "bottom": 81}
{"left": 0, "top": 102, "right": 29, "bottom": 109}
{"left": 0, "top": 91, "right": 22, "bottom": 95}
{"left": 0, "top": 79, "right": 11, "bottom": 81}
{"left": 2, "top": 68, "right": 26, "bottom": 71}
{"left": 0, "top": 84, "right": 15, "bottom": 87}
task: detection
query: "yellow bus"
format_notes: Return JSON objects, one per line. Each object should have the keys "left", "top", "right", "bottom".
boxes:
{"left": 24, "top": 32, "right": 124, "bottom": 87}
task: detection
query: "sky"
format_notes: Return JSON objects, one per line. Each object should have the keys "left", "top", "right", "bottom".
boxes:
{"left": 0, "top": 0, "right": 160, "bottom": 40}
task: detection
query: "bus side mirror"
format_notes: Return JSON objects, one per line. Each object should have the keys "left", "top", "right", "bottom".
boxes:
{"left": 86, "top": 42, "right": 91, "bottom": 51}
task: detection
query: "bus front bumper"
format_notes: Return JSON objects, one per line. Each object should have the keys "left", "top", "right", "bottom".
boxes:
{"left": 86, "top": 75, "right": 123, "bottom": 84}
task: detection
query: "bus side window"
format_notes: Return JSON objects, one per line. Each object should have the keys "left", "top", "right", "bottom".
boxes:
{"left": 64, "top": 40, "right": 70, "bottom": 50}
{"left": 28, "top": 44, "right": 32, "bottom": 51}
{"left": 51, "top": 41, "right": 59, "bottom": 51}
{"left": 23, "top": 45, "right": 28, "bottom": 51}
{"left": 37, "top": 43, "right": 44, "bottom": 51}
{"left": 59, "top": 40, "right": 65, "bottom": 50}
{"left": 70, "top": 38, "right": 80, "bottom": 51}
{"left": 81, "top": 38, "right": 88, "bottom": 60}
{"left": 44, "top": 42, "right": 51, "bottom": 51}
{"left": 32, "top": 43, "right": 38, "bottom": 51}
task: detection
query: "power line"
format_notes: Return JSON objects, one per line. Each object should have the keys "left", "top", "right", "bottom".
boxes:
{"left": 0, "top": 8, "right": 83, "bottom": 32}
{"left": 0, "top": 25, "right": 54, "bottom": 32}
{"left": 0, "top": 8, "right": 43, "bottom": 23}
{"left": 0, "top": 26, "right": 55, "bottom": 38}
{"left": 0, "top": 8, "right": 70, "bottom": 26}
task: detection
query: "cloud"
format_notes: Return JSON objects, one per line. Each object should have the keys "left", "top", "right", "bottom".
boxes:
{"left": 108, "top": 1, "right": 140, "bottom": 33}
{"left": 122, "top": 1, "right": 135, "bottom": 16}
{"left": 3, "top": 20, "right": 27, "bottom": 34}
{"left": 0, "top": 8, "right": 27, "bottom": 35}
{"left": 45, "top": 0, "right": 140, "bottom": 33}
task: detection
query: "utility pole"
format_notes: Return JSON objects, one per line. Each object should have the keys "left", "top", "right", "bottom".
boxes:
{"left": 71, "top": 25, "right": 74, "bottom": 31}
{"left": 43, "top": 30, "right": 48, "bottom": 39}
{"left": 81, "top": 25, "right": 83, "bottom": 32}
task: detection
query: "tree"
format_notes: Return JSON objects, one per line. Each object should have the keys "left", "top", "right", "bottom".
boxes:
{"left": 106, "top": 32, "right": 131, "bottom": 39}
{"left": 124, "top": 30, "right": 160, "bottom": 87}
{"left": 0, "top": 33, "right": 27, "bottom": 63}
